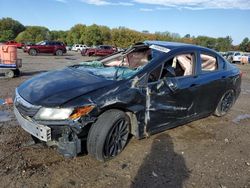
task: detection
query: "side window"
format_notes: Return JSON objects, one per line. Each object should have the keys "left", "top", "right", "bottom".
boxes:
{"left": 160, "top": 53, "right": 195, "bottom": 79}
{"left": 200, "top": 53, "right": 218, "bottom": 72}
{"left": 172, "top": 53, "right": 194, "bottom": 76}
{"left": 148, "top": 52, "right": 195, "bottom": 82}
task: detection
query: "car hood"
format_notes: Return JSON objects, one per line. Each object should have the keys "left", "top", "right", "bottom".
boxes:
{"left": 17, "top": 67, "right": 115, "bottom": 107}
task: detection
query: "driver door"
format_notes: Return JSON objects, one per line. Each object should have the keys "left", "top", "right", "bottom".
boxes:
{"left": 146, "top": 52, "right": 199, "bottom": 133}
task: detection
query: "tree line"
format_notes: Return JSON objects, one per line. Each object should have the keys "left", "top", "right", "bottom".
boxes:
{"left": 0, "top": 17, "right": 249, "bottom": 52}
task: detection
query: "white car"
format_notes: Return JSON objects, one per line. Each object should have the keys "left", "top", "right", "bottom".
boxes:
{"left": 71, "top": 44, "right": 88, "bottom": 52}
{"left": 227, "top": 51, "right": 243, "bottom": 63}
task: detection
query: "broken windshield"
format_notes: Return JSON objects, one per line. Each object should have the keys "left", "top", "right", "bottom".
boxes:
{"left": 72, "top": 45, "right": 165, "bottom": 80}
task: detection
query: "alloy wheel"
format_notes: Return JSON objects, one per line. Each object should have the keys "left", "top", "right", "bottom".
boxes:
{"left": 104, "top": 118, "right": 129, "bottom": 158}
{"left": 221, "top": 91, "right": 234, "bottom": 113}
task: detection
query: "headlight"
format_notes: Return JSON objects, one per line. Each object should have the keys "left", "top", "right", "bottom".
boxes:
{"left": 34, "top": 105, "right": 95, "bottom": 120}
{"left": 34, "top": 108, "right": 74, "bottom": 120}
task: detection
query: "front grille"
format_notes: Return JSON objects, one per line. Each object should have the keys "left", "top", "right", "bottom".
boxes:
{"left": 15, "top": 90, "right": 40, "bottom": 118}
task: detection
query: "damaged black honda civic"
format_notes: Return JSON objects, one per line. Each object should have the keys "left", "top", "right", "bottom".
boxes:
{"left": 14, "top": 41, "right": 241, "bottom": 161}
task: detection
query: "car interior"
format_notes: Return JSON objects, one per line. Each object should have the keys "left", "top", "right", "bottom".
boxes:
{"left": 101, "top": 47, "right": 152, "bottom": 69}
{"left": 148, "top": 53, "right": 218, "bottom": 82}
{"left": 200, "top": 54, "right": 217, "bottom": 71}
{"left": 148, "top": 53, "right": 195, "bottom": 82}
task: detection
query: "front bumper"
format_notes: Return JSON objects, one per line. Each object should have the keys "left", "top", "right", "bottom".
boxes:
{"left": 14, "top": 106, "right": 83, "bottom": 157}
{"left": 14, "top": 106, "right": 52, "bottom": 142}
{"left": 13, "top": 90, "right": 95, "bottom": 157}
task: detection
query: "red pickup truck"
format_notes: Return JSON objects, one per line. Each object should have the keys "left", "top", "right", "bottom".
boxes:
{"left": 5, "top": 41, "right": 24, "bottom": 49}
{"left": 82, "top": 45, "right": 117, "bottom": 56}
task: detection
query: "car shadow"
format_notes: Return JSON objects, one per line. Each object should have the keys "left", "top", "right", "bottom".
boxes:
{"left": 131, "top": 133, "right": 189, "bottom": 188}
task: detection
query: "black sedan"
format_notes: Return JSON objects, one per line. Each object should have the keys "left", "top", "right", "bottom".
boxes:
{"left": 14, "top": 41, "right": 241, "bottom": 161}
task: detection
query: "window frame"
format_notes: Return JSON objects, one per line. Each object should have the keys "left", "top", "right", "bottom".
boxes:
{"left": 198, "top": 50, "right": 221, "bottom": 74}
{"left": 146, "top": 50, "right": 198, "bottom": 84}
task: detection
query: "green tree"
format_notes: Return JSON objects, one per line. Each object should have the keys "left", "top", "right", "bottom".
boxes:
{"left": 154, "top": 31, "right": 172, "bottom": 41}
{"left": 50, "top": 30, "right": 68, "bottom": 43}
{"left": 84, "top": 24, "right": 103, "bottom": 46}
{"left": 111, "top": 27, "right": 143, "bottom": 48}
{"left": 195, "top": 36, "right": 217, "bottom": 49}
{"left": 215, "top": 36, "right": 232, "bottom": 51}
{"left": 0, "top": 17, "right": 25, "bottom": 41}
{"left": 239, "top": 37, "right": 250, "bottom": 52}
{"left": 15, "top": 26, "right": 50, "bottom": 43}
{"left": 99, "top": 25, "right": 111, "bottom": 44}
{"left": 66, "top": 24, "right": 86, "bottom": 44}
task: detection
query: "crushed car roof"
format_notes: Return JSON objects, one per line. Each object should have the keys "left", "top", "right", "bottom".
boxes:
{"left": 143, "top": 40, "right": 220, "bottom": 56}
{"left": 144, "top": 40, "right": 192, "bottom": 49}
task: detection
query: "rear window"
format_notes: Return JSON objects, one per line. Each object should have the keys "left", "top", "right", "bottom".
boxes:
{"left": 200, "top": 53, "right": 218, "bottom": 72}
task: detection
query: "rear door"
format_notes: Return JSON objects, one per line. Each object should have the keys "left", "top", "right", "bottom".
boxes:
{"left": 94, "top": 46, "right": 101, "bottom": 55}
{"left": 47, "top": 41, "right": 55, "bottom": 53}
{"left": 105, "top": 46, "right": 113, "bottom": 55}
{"left": 195, "top": 51, "right": 227, "bottom": 114}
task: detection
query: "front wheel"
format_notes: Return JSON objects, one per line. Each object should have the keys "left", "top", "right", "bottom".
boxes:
{"left": 214, "top": 90, "right": 235, "bottom": 117}
{"left": 87, "top": 109, "right": 130, "bottom": 161}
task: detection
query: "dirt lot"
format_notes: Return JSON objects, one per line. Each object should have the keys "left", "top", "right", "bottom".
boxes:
{"left": 0, "top": 50, "right": 250, "bottom": 188}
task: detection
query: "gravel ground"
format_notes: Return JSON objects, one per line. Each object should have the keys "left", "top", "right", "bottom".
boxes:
{"left": 0, "top": 50, "right": 250, "bottom": 188}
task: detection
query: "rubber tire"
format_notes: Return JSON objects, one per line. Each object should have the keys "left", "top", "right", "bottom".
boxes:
{"left": 55, "top": 49, "right": 63, "bottom": 56}
{"left": 87, "top": 109, "right": 130, "bottom": 161}
{"left": 29, "top": 49, "right": 37, "bottom": 56}
{"left": 88, "top": 52, "right": 94, "bottom": 56}
{"left": 214, "top": 90, "right": 235, "bottom": 117}
{"left": 5, "top": 70, "right": 14, "bottom": 78}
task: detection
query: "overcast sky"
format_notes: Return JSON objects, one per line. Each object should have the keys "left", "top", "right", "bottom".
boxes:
{"left": 0, "top": 0, "right": 249, "bottom": 44}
